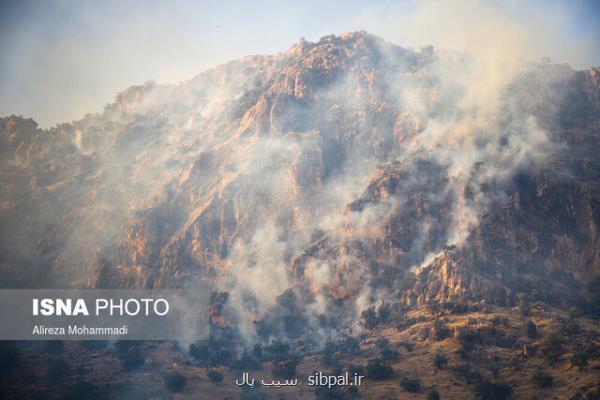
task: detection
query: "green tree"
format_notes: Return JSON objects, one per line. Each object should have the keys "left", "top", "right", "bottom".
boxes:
{"left": 400, "top": 376, "right": 421, "bottom": 393}
{"left": 207, "top": 369, "right": 223, "bottom": 383}
{"left": 570, "top": 349, "right": 589, "bottom": 370}
{"left": 428, "top": 389, "right": 441, "bottom": 400}
{"left": 272, "top": 358, "right": 298, "bottom": 379}
{"left": 361, "top": 307, "right": 379, "bottom": 329}
{"left": 432, "top": 319, "right": 450, "bottom": 341}
{"left": 517, "top": 292, "right": 530, "bottom": 317}
{"left": 475, "top": 380, "right": 513, "bottom": 400}
{"left": 165, "top": 371, "right": 187, "bottom": 393}
{"left": 365, "top": 359, "right": 393, "bottom": 380}
{"left": 526, "top": 320, "right": 538, "bottom": 339}
{"left": 541, "top": 333, "right": 564, "bottom": 363}
{"left": 532, "top": 371, "right": 553, "bottom": 388}
{"left": 434, "top": 353, "right": 448, "bottom": 369}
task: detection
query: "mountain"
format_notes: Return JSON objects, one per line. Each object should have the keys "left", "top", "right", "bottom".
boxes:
{"left": 1, "top": 32, "right": 600, "bottom": 399}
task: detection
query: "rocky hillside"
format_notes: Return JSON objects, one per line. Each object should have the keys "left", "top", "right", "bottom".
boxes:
{"left": 1, "top": 31, "right": 600, "bottom": 329}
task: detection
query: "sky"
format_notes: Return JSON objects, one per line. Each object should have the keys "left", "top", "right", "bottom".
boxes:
{"left": 1, "top": 0, "right": 599, "bottom": 127}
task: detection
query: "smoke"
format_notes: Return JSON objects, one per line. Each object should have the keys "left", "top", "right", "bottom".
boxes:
{"left": 358, "top": 0, "right": 600, "bottom": 70}
{"left": 396, "top": 52, "right": 559, "bottom": 245}
{"left": 222, "top": 224, "right": 290, "bottom": 343}
{"left": 232, "top": 20, "right": 576, "bottom": 331}
{"left": 1, "top": 2, "right": 588, "bottom": 343}
{"left": 178, "top": 29, "right": 571, "bottom": 342}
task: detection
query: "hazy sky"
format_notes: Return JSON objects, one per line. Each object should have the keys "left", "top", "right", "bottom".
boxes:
{"left": 1, "top": 0, "right": 599, "bottom": 127}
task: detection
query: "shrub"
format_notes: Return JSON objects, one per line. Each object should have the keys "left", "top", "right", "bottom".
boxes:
{"left": 375, "top": 337, "right": 399, "bottom": 360}
{"left": 565, "top": 319, "right": 581, "bottom": 335}
{"left": 426, "top": 300, "right": 441, "bottom": 316}
{"left": 456, "top": 327, "right": 480, "bottom": 358}
{"left": 47, "top": 357, "right": 69, "bottom": 382}
{"left": 541, "top": 333, "right": 564, "bottom": 362}
{"left": 570, "top": 349, "right": 589, "bottom": 370}
{"left": 114, "top": 340, "right": 140, "bottom": 354}
{"left": 265, "top": 340, "right": 291, "bottom": 361}
{"left": 347, "top": 364, "right": 364, "bottom": 376}
{"left": 189, "top": 343, "right": 208, "bottom": 361}
{"left": 322, "top": 341, "right": 339, "bottom": 366}
{"left": 442, "top": 298, "right": 469, "bottom": 314}
{"left": 255, "top": 318, "right": 276, "bottom": 339}
{"left": 340, "top": 337, "right": 360, "bottom": 353}
{"left": 428, "top": 389, "right": 441, "bottom": 400}
{"left": 365, "top": 359, "right": 393, "bottom": 380}
{"left": 252, "top": 344, "right": 264, "bottom": 361}
{"left": 310, "top": 229, "right": 326, "bottom": 242}
{"left": 517, "top": 292, "right": 530, "bottom": 317}
{"left": 361, "top": 307, "right": 378, "bottom": 329}
{"left": 434, "top": 353, "right": 448, "bottom": 369}
{"left": 453, "top": 363, "right": 483, "bottom": 384}
{"left": 231, "top": 351, "right": 262, "bottom": 371}
{"left": 532, "top": 371, "right": 553, "bottom": 388}
{"left": 380, "top": 348, "right": 400, "bottom": 361}
{"left": 45, "top": 340, "right": 64, "bottom": 354}
{"left": 189, "top": 338, "right": 233, "bottom": 367}
{"left": 0, "top": 342, "right": 20, "bottom": 372}
{"left": 63, "top": 380, "right": 101, "bottom": 400}
{"left": 314, "top": 386, "right": 346, "bottom": 400}
{"left": 109, "top": 380, "right": 144, "bottom": 399}
{"left": 581, "top": 387, "right": 600, "bottom": 400}
{"left": 377, "top": 302, "right": 391, "bottom": 324}
{"left": 489, "top": 361, "right": 500, "bottom": 378}
{"left": 282, "top": 314, "right": 308, "bottom": 338}
{"left": 432, "top": 319, "right": 450, "bottom": 341}
{"left": 122, "top": 347, "right": 145, "bottom": 371}
{"left": 272, "top": 358, "right": 298, "bottom": 379}
{"left": 399, "top": 341, "right": 414, "bottom": 352}
{"left": 400, "top": 376, "right": 421, "bottom": 392}
{"left": 239, "top": 386, "right": 268, "bottom": 400}
{"left": 376, "top": 338, "right": 390, "bottom": 350}
{"left": 526, "top": 320, "right": 538, "bottom": 339}
{"left": 474, "top": 380, "right": 513, "bottom": 400}
{"left": 347, "top": 386, "right": 359, "bottom": 397}
{"left": 585, "top": 276, "right": 600, "bottom": 316}
{"left": 207, "top": 369, "right": 223, "bottom": 383}
{"left": 165, "top": 371, "right": 187, "bottom": 393}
